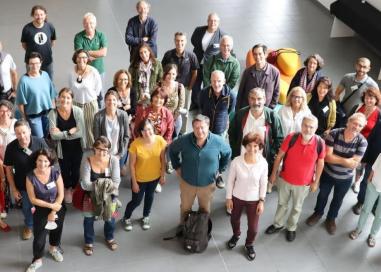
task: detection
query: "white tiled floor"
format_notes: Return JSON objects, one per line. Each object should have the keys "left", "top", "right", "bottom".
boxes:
{"left": 0, "top": 0, "right": 380, "bottom": 271}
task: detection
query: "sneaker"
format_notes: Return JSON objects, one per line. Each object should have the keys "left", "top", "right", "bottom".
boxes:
{"left": 45, "top": 221, "right": 57, "bottom": 230}
{"left": 351, "top": 183, "right": 360, "bottom": 194}
{"left": 64, "top": 188, "right": 72, "bottom": 204}
{"left": 179, "top": 108, "right": 188, "bottom": 115}
{"left": 227, "top": 235, "right": 240, "bottom": 249}
{"left": 142, "top": 217, "right": 150, "bottom": 230}
{"left": 352, "top": 202, "right": 363, "bottom": 215}
{"left": 286, "top": 230, "right": 296, "bottom": 242}
{"left": 306, "top": 212, "right": 322, "bottom": 226}
{"left": 245, "top": 245, "right": 256, "bottom": 261}
{"left": 349, "top": 229, "right": 361, "bottom": 240}
{"left": 124, "top": 218, "right": 133, "bottom": 231}
{"left": 166, "top": 161, "right": 174, "bottom": 174}
{"left": 215, "top": 173, "right": 225, "bottom": 189}
{"left": 0, "top": 212, "right": 7, "bottom": 219}
{"left": 155, "top": 183, "right": 162, "bottom": 193}
{"left": 49, "top": 248, "right": 64, "bottom": 262}
{"left": 367, "top": 235, "right": 376, "bottom": 247}
{"left": 22, "top": 227, "right": 33, "bottom": 240}
{"left": 26, "top": 260, "right": 42, "bottom": 272}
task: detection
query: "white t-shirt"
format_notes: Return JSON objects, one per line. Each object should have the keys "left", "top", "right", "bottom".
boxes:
{"left": 105, "top": 116, "right": 120, "bottom": 156}
{"left": 202, "top": 31, "right": 214, "bottom": 52}
{"left": 241, "top": 110, "right": 266, "bottom": 154}
{"left": 371, "top": 154, "right": 381, "bottom": 192}
{"left": 0, "top": 53, "right": 17, "bottom": 91}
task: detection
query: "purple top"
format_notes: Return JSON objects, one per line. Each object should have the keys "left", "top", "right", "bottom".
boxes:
{"left": 28, "top": 168, "right": 60, "bottom": 203}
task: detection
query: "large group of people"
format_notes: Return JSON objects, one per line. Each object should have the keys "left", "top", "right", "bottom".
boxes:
{"left": 0, "top": 1, "right": 381, "bottom": 271}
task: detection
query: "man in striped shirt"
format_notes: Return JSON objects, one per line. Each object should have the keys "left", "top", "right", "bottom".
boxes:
{"left": 306, "top": 113, "right": 368, "bottom": 235}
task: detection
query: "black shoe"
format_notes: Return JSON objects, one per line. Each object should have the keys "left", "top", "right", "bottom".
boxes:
{"left": 286, "top": 230, "right": 296, "bottom": 242}
{"left": 227, "top": 235, "right": 240, "bottom": 249}
{"left": 189, "top": 104, "right": 199, "bottom": 111}
{"left": 265, "top": 224, "right": 284, "bottom": 234}
{"left": 352, "top": 202, "right": 363, "bottom": 215}
{"left": 245, "top": 245, "right": 256, "bottom": 261}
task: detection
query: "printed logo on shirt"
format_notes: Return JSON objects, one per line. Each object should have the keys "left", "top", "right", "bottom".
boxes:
{"left": 34, "top": 32, "right": 48, "bottom": 45}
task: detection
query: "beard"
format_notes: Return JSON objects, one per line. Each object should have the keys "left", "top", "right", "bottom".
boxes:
{"left": 302, "top": 133, "right": 314, "bottom": 142}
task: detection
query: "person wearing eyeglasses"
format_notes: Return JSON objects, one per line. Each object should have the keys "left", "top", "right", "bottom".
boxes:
{"left": 80, "top": 136, "right": 120, "bottom": 256}
{"left": 278, "top": 87, "right": 311, "bottom": 136}
{"left": 16, "top": 52, "right": 56, "bottom": 138}
{"left": 68, "top": 49, "right": 102, "bottom": 148}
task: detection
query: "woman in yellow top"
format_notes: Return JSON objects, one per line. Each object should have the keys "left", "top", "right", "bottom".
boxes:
{"left": 123, "top": 118, "right": 166, "bottom": 231}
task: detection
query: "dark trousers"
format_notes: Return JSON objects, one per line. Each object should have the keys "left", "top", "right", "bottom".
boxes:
{"left": 83, "top": 216, "right": 115, "bottom": 244}
{"left": 124, "top": 178, "right": 159, "bottom": 219}
{"left": 32, "top": 205, "right": 66, "bottom": 261}
{"left": 230, "top": 196, "right": 260, "bottom": 246}
{"left": 191, "top": 66, "right": 203, "bottom": 108}
{"left": 314, "top": 171, "right": 352, "bottom": 220}
{"left": 59, "top": 150, "right": 83, "bottom": 189}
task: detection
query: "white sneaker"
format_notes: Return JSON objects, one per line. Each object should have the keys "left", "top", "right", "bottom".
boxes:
{"left": 124, "top": 218, "right": 133, "bottom": 231}
{"left": 155, "top": 183, "right": 162, "bottom": 193}
{"left": 49, "top": 248, "right": 64, "bottom": 262}
{"left": 0, "top": 212, "right": 7, "bottom": 219}
{"left": 45, "top": 221, "right": 58, "bottom": 230}
{"left": 179, "top": 108, "right": 188, "bottom": 115}
{"left": 142, "top": 217, "right": 150, "bottom": 230}
{"left": 26, "top": 260, "right": 42, "bottom": 272}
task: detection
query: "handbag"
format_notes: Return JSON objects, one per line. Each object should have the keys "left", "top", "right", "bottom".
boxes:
{"left": 72, "top": 183, "right": 86, "bottom": 211}
{"left": 334, "top": 82, "right": 364, "bottom": 128}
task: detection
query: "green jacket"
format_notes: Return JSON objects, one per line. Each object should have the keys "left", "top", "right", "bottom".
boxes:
{"left": 129, "top": 59, "right": 163, "bottom": 101}
{"left": 203, "top": 53, "right": 240, "bottom": 89}
{"left": 228, "top": 106, "right": 284, "bottom": 167}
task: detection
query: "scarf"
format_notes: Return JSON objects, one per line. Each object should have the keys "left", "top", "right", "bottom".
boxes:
{"left": 138, "top": 60, "right": 152, "bottom": 96}
{"left": 300, "top": 68, "right": 317, "bottom": 93}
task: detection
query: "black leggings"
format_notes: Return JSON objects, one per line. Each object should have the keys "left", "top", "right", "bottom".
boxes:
{"left": 32, "top": 205, "right": 66, "bottom": 261}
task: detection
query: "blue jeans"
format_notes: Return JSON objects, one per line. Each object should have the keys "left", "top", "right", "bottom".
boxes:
{"left": 314, "top": 171, "right": 352, "bottom": 220}
{"left": 28, "top": 113, "right": 49, "bottom": 138}
{"left": 173, "top": 115, "right": 182, "bottom": 138}
{"left": 83, "top": 216, "right": 115, "bottom": 244}
{"left": 124, "top": 178, "right": 159, "bottom": 219}
{"left": 21, "top": 190, "right": 33, "bottom": 228}
{"left": 357, "top": 163, "right": 372, "bottom": 204}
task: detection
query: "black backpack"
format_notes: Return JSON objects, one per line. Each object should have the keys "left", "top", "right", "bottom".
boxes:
{"left": 183, "top": 211, "right": 212, "bottom": 253}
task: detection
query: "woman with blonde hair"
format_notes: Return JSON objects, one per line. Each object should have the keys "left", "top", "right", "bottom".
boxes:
{"left": 278, "top": 86, "right": 311, "bottom": 136}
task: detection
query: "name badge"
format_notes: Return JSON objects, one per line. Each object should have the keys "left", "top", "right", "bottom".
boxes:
{"left": 23, "top": 148, "right": 32, "bottom": 156}
{"left": 322, "top": 106, "right": 329, "bottom": 113}
{"left": 213, "top": 43, "right": 220, "bottom": 49}
{"left": 46, "top": 182, "right": 56, "bottom": 190}
{"left": 350, "top": 85, "right": 359, "bottom": 91}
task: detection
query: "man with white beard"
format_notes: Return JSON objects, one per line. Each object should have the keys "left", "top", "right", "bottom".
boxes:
{"left": 265, "top": 114, "right": 325, "bottom": 242}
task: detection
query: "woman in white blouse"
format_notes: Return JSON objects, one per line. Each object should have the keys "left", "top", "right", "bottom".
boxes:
{"left": 226, "top": 132, "right": 268, "bottom": 261}
{"left": 278, "top": 87, "right": 310, "bottom": 136}
{"left": 68, "top": 49, "right": 102, "bottom": 148}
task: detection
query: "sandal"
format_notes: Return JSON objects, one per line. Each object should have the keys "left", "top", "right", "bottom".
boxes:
{"left": 83, "top": 244, "right": 93, "bottom": 256}
{"left": 349, "top": 230, "right": 361, "bottom": 240}
{"left": 106, "top": 240, "right": 118, "bottom": 251}
{"left": 367, "top": 235, "right": 376, "bottom": 247}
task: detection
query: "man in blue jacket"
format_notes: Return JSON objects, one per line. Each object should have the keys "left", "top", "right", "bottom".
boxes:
{"left": 125, "top": 1, "right": 158, "bottom": 60}
{"left": 169, "top": 114, "right": 231, "bottom": 224}
{"left": 199, "top": 70, "right": 235, "bottom": 136}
